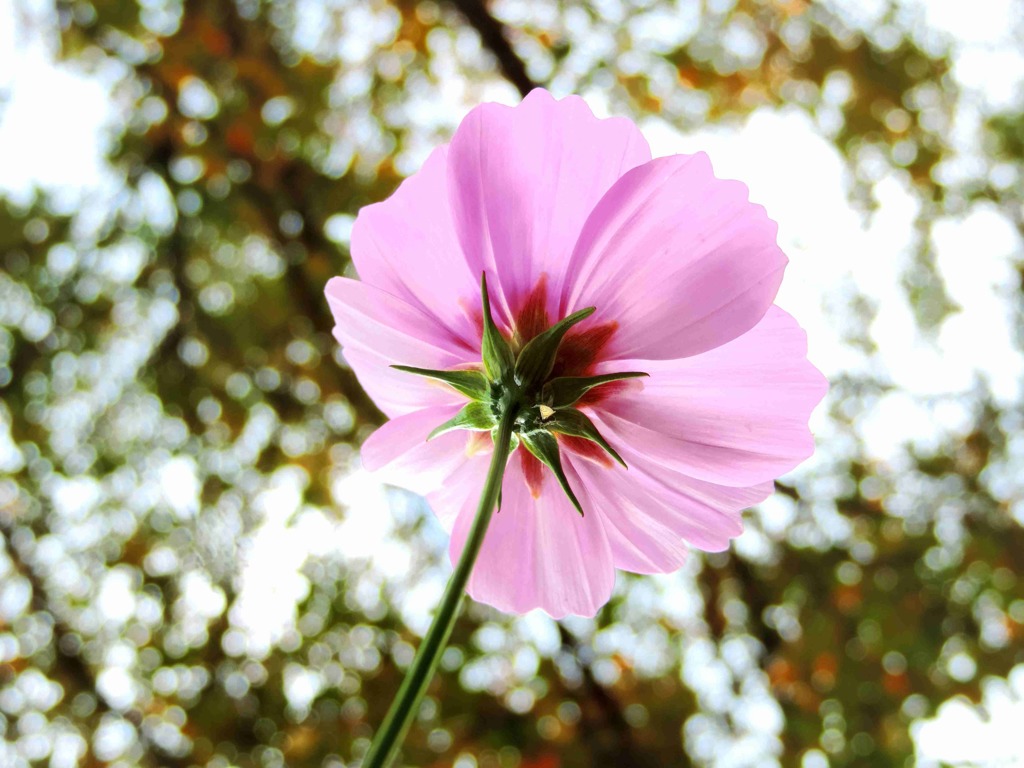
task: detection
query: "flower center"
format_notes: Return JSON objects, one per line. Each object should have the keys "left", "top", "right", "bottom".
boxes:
{"left": 393, "top": 275, "right": 647, "bottom": 515}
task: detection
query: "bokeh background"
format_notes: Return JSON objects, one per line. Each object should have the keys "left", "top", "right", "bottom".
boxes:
{"left": 2, "top": 0, "right": 1024, "bottom": 766}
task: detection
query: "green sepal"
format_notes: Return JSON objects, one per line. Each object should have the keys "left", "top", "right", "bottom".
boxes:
{"left": 514, "top": 306, "right": 596, "bottom": 391}
{"left": 391, "top": 365, "right": 489, "bottom": 400}
{"left": 545, "top": 408, "right": 626, "bottom": 468}
{"left": 519, "top": 430, "right": 584, "bottom": 516}
{"left": 490, "top": 426, "right": 520, "bottom": 455}
{"left": 427, "top": 401, "right": 497, "bottom": 441}
{"left": 544, "top": 371, "right": 648, "bottom": 409}
{"left": 480, "top": 274, "right": 515, "bottom": 382}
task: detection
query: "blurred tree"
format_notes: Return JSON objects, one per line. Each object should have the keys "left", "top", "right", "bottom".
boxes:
{"left": 1, "top": 0, "right": 1023, "bottom": 767}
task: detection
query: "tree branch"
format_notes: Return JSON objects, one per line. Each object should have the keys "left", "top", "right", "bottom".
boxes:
{"left": 447, "top": 0, "right": 539, "bottom": 97}
{"left": 557, "top": 623, "right": 663, "bottom": 768}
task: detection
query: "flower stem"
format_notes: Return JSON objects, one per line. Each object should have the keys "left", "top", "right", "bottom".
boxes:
{"left": 361, "top": 407, "right": 518, "bottom": 768}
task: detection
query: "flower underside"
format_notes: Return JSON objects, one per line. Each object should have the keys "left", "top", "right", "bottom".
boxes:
{"left": 394, "top": 275, "right": 647, "bottom": 516}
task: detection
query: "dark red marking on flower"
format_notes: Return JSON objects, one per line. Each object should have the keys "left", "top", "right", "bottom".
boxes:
{"left": 520, "top": 448, "right": 546, "bottom": 497}
{"left": 577, "top": 379, "right": 633, "bottom": 408}
{"left": 513, "top": 274, "right": 551, "bottom": 347}
{"left": 559, "top": 434, "right": 614, "bottom": 469}
{"left": 550, "top": 321, "right": 618, "bottom": 380}
{"left": 464, "top": 301, "right": 486, "bottom": 349}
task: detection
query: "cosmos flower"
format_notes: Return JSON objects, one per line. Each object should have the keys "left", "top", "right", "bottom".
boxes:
{"left": 326, "top": 88, "right": 826, "bottom": 619}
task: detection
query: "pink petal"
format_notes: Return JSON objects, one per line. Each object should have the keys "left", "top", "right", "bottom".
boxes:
{"left": 563, "top": 152, "right": 787, "bottom": 360}
{"left": 350, "top": 146, "right": 481, "bottom": 348}
{"left": 448, "top": 453, "right": 616, "bottom": 618}
{"left": 446, "top": 89, "right": 651, "bottom": 324}
{"left": 361, "top": 405, "right": 473, "bottom": 495}
{"left": 574, "top": 431, "right": 769, "bottom": 554}
{"left": 569, "top": 456, "right": 690, "bottom": 574}
{"left": 593, "top": 306, "right": 827, "bottom": 487}
{"left": 426, "top": 447, "right": 493, "bottom": 533}
{"left": 325, "top": 277, "right": 473, "bottom": 417}
{"left": 340, "top": 347, "right": 456, "bottom": 419}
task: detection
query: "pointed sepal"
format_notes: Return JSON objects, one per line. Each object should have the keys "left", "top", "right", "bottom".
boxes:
{"left": 480, "top": 274, "right": 515, "bottom": 382}
{"left": 427, "top": 401, "right": 497, "bottom": 441}
{"left": 519, "top": 429, "right": 584, "bottom": 516}
{"left": 514, "top": 306, "right": 596, "bottom": 391}
{"left": 544, "top": 371, "right": 648, "bottom": 409}
{"left": 490, "top": 426, "right": 520, "bottom": 456}
{"left": 545, "top": 408, "right": 626, "bottom": 468}
{"left": 392, "top": 365, "right": 490, "bottom": 400}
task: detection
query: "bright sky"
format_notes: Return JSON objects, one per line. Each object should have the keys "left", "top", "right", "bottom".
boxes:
{"left": 2, "top": 0, "right": 1023, "bottom": 764}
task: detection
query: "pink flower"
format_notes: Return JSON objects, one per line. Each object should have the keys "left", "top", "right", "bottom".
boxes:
{"left": 325, "top": 89, "right": 826, "bottom": 619}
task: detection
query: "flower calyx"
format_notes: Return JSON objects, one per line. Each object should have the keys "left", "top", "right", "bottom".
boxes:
{"left": 393, "top": 275, "right": 647, "bottom": 516}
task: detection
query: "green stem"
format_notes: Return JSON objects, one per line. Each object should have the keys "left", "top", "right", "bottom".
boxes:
{"left": 361, "top": 408, "right": 518, "bottom": 768}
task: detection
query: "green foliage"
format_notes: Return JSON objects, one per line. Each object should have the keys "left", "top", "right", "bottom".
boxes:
{"left": 481, "top": 274, "right": 517, "bottom": 383}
